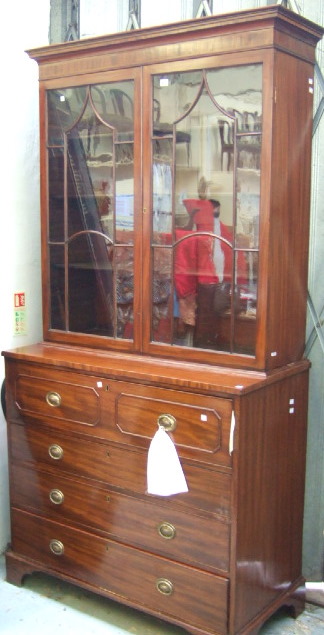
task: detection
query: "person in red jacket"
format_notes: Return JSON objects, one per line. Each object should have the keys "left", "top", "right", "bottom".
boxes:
{"left": 174, "top": 197, "right": 247, "bottom": 342}
{"left": 177, "top": 198, "right": 247, "bottom": 286}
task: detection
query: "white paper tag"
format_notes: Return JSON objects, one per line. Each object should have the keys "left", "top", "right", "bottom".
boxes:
{"left": 229, "top": 410, "right": 236, "bottom": 455}
{"left": 147, "top": 427, "right": 189, "bottom": 496}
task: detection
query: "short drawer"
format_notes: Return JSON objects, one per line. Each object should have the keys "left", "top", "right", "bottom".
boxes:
{"left": 9, "top": 423, "right": 231, "bottom": 519}
{"left": 13, "top": 366, "right": 102, "bottom": 430}
{"left": 11, "top": 464, "right": 230, "bottom": 573}
{"left": 111, "top": 380, "right": 233, "bottom": 468}
{"left": 10, "top": 509, "right": 229, "bottom": 634}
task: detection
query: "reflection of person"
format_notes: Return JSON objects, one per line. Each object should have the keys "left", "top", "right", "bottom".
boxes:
{"left": 174, "top": 196, "right": 247, "bottom": 338}
{"left": 182, "top": 197, "right": 240, "bottom": 284}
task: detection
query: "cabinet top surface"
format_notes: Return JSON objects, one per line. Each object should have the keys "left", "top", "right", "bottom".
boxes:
{"left": 2, "top": 344, "right": 309, "bottom": 396}
{"left": 27, "top": 5, "right": 323, "bottom": 65}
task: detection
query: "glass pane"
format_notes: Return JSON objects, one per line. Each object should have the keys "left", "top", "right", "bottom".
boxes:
{"left": 116, "top": 142, "right": 134, "bottom": 239}
{"left": 66, "top": 102, "right": 111, "bottom": 238}
{"left": 236, "top": 169, "right": 260, "bottom": 250}
{"left": 206, "top": 65, "right": 262, "bottom": 127}
{"left": 152, "top": 139, "right": 172, "bottom": 236}
{"left": 237, "top": 135, "right": 261, "bottom": 170}
{"left": 48, "top": 148, "right": 64, "bottom": 242}
{"left": 92, "top": 82, "right": 134, "bottom": 141}
{"left": 153, "top": 71, "right": 202, "bottom": 127}
{"left": 50, "top": 245, "right": 65, "bottom": 330}
{"left": 234, "top": 251, "right": 258, "bottom": 355}
{"left": 68, "top": 234, "right": 113, "bottom": 335}
{"left": 47, "top": 87, "right": 87, "bottom": 145}
{"left": 152, "top": 247, "right": 172, "bottom": 343}
{"left": 47, "top": 79, "right": 135, "bottom": 341}
{"left": 116, "top": 246, "right": 134, "bottom": 338}
{"left": 151, "top": 64, "right": 262, "bottom": 355}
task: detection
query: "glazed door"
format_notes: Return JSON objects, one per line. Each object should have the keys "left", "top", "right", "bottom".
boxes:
{"left": 44, "top": 60, "right": 263, "bottom": 361}
{"left": 142, "top": 60, "right": 262, "bottom": 362}
{"left": 44, "top": 68, "right": 142, "bottom": 351}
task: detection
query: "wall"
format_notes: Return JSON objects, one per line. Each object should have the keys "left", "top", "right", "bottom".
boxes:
{"left": 0, "top": 0, "right": 50, "bottom": 552}
{"left": 301, "top": 0, "right": 324, "bottom": 581}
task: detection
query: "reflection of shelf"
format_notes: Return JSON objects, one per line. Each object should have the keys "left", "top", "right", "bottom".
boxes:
{"left": 54, "top": 262, "right": 112, "bottom": 270}
{"left": 176, "top": 164, "right": 199, "bottom": 171}
{"left": 88, "top": 159, "right": 134, "bottom": 168}
{"left": 237, "top": 167, "right": 261, "bottom": 176}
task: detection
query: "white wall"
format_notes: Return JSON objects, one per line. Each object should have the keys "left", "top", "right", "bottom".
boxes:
{"left": 0, "top": 0, "right": 50, "bottom": 552}
{"left": 301, "top": 0, "right": 324, "bottom": 580}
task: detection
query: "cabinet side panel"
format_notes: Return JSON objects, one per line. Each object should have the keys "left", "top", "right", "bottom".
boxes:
{"left": 267, "top": 52, "right": 314, "bottom": 368}
{"left": 233, "top": 368, "right": 309, "bottom": 631}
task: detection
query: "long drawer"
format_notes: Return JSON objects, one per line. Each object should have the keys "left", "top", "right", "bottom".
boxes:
{"left": 10, "top": 362, "right": 233, "bottom": 468}
{"left": 10, "top": 509, "right": 229, "bottom": 635}
{"left": 11, "top": 464, "right": 230, "bottom": 573}
{"left": 9, "top": 423, "right": 231, "bottom": 519}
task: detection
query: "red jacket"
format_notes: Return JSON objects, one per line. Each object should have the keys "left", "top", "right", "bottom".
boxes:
{"left": 175, "top": 199, "right": 247, "bottom": 298}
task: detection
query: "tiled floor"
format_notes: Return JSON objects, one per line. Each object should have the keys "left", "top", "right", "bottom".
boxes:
{"left": 1, "top": 555, "right": 324, "bottom": 634}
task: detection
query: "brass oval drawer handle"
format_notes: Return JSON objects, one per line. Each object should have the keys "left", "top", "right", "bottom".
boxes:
{"left": 49, "top": 489, "right": 64, "bottom": 505}
{"left": 157, "top": 522, "right": 176, "bottom": 540}
{"left": 46, "top": 391, "right": 62, "bottom": 408}
{"left": 157, "top": 414, "right": 177, "bottom": 432}
{"left": 156, "top": 578, "right": 174, "bottom": 596}
{"left": 49, "top": 539, "right": 64, "bottom": 556}
{"left": 48, "top": 444, "right": 64, "bottom": 460}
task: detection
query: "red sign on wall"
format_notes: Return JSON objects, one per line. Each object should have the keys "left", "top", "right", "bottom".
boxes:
{"left": 14, "top": 292, "right": 26, "bottom": 308}
{"left": 14, "top": 292, "right": 27, "bottom": 335}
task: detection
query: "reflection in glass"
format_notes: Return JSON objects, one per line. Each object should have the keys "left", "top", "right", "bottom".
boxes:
{"left": 115, "top": 245, "right": 134, "bottom": 338}
{"left": 47, "top": 86, "right": 87, "bottom": 145}
{"left": 50, "top": 245, "right": 65, "bottom": 330}
{"left": 151, "top": 65, "right": 262, "bottom": 355}
{"left": 152, "top": 139, "right": 172, "bottom": 235}
{"left": 67, "top": 233, "right": 113, "bottom": 335}
{"left": 152, "top": 247, "right": 172, "bottom": 344}
{"left": 48, "top": 148, "right": 64, "bottom": 243}
{"left": 47, "top": 80, "right": 135, "bottom": 339}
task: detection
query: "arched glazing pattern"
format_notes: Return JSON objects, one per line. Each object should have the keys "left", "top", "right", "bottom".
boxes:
{"left": 151, "top": 65, "right": 262, "bottom": 355}
{"left": 47, "top": 80, "right": 135, "bottom": 339}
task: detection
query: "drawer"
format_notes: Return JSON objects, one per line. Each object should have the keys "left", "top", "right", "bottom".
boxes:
{"left": 9, "top": 423, "right": 231, "bottom": 519}
{"left": 11, "top": 509, "right": 229, "bottom": 634}
{"left": 11, "top": 362, "right": 233, "bottom": 468}
{"left": 13, "top": 366, "right": 102, "bottom": 430}
{"left": 11, "top": 464, "right": 230, "bottom": 573}
{"left": 111, "top": 380, "right": 233, "bottom": 468}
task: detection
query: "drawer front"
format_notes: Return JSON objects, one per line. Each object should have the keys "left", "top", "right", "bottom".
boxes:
{"left": 11, "top": 464, "right": 230, "bottom": 573}
{"left": 10, "top": 424, "right": 231, "bottom": 519}
{"left": 15, "top": 371, "right": 101, "bottom": 428}
{"left": 11, "top": 363, "right": 233, "bottom": 468}
{"left": 112, "top": 381, "right": 233, "bottom": 468}
{"left": 11, "top": 509, "right": 229, "bottom": 634}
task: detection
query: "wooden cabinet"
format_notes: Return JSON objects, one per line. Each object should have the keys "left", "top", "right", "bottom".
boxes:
{"left": 3, "top": 6, "right": 323, "bottom": 635}
{"left": 4, "top": 347, "right": 310, "bottom": 634}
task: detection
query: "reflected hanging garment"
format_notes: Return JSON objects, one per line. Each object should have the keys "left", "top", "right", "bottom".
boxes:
{"left": 147, "top": 426, "right": 189, "bottom": 496}
{"left": 153, "top": 163, "right": 172, "bottom": 233}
